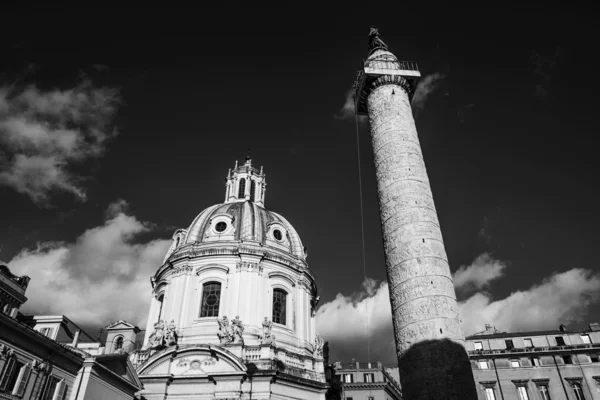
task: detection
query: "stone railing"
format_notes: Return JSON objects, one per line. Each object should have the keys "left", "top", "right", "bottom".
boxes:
{"left": 245, "top": 347, "right": 261, "bottom": 362}
{"left": 252, "top": 360, "right": 325, "bottom": 383}
{"left": 130, "top": 350, "right": 150, "bottom": 368}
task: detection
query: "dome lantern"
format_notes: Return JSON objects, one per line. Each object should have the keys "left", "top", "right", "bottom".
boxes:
{"left": 225, "top": 157, "right": 266, "bottom": 207}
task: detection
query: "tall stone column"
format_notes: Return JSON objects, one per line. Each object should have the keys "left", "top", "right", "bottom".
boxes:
{"left": 355, "top": 27, "right": 477, "bottom": 399}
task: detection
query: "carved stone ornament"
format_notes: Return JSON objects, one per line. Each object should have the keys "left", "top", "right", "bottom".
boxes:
{"left": 310, "top": 295, "right": 320, "bottom": 317}
{"left": 0, "top": 344, "right": 14, "bottom": 358}
{"left": 217, "top": 315, "right": 244, "bottom": 345}
{"left": 259, "top": 317, "right": 276, "bottom": 345}
{"left": 171, "top": 265, "right": 193, "bottom": 277}
{"left": 313, "top": 334, "right": 325, "bottom": 358}
{"left": 144, "top": 319, "right": 178, "bottom": 350}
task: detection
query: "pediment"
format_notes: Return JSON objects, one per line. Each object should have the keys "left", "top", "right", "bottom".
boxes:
{"left": 139, "top": 345, "right": 246, "bottom": 377}
{"left": 106, "top": 320, "right": 139, "bottom": 331}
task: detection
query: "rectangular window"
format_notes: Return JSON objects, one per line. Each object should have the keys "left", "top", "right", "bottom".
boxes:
{"left": 505, "top": 339, "right": 514, "bottom": 349}
{"left": 581, "top": 334, "right": 591, "bottom": 344}
{"left": 41, "top": 376, "right": 61, "bottom": 400}
{"left": 573, "top": 382, "right": 585, "bottom": 400}
{"left": 517, "top": 386, "right": 529, "bottom": 400}
{"left": 343, "top": 374, "right": 353, "bottom": 383}
{"left": 272, "top": 288, "right": 287, "bottom": 325}
{"left": 538, "top": 384, "right": 551, "bottom": 400}
{"left": 39, "top": 328, "right": 52, "bottom": 337}
{"left": 368, "top": 397, "right": 374, "bottom": 400}
{"left": 12, "top": 363, "right": 32, "bottom": 396}
{"left": 478, "top": 360, "right": 489, "bottom": 369}
{"left": 590, "top": 354, "right": 599, "bottom": 363}
{"left": 0, "top": 358, "right": 20, "bottom": 392}
{"left": 531, "top": 357, "right": 541, "bottom": 366}
{"left": 511, "top": 359, "right": 520, "bottom": 368}
{"left": 364, "top": 373, "right": 374, "bottom": 382}
{"left": 524, "top": 338, "right": 533, "bottom": 347}
{"left": 563, "top": 355, "right": 573, "bottom": 364}
{"left": 474, "top": 341, "right": 483, "bottom": 350}
{"left": 555, "top": 336, "right": 566, "bottom": 346}
{"left": 199, "top": 282, "right": 221, "bottom": 318}
{"left": 484, "top": 388, "right": 496, "bottom": 400}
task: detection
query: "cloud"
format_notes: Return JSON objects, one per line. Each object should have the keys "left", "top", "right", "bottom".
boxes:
{"left": 333, "top": 89, "right": 367, "bottom": 122}
{"left": 0, "top": 80, "right": 120, "bottom": 205}
{"left": 453, "top": 253, "right": 507, "bottom": 294}
{"left": 411, "top": 72, "right": 446, "bottom": 116}
{"left": 316, "top": 254, "right": 600, "bottom": 363}
{"left": 7, "top": 200, "right": 170, "bottom": 328}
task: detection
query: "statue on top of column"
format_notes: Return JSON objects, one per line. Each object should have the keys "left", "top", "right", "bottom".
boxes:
{"left": 368, "top": 26, "right": 388, "bottom": 53}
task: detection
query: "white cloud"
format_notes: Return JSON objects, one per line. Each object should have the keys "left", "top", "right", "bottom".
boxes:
{"left": 334, "top": 89, "right": 368, "bottom": 122}
{"left": 0, "top": 81, "right": 120, "bottom": 205}
{"left": 453, "top": 253, "right": 507, "bottom": 293}
{"left": 7, "top": 200, "right": 170, "bottom": 328}
{"left": 316, "top": 254, "right": 600, "bottom": 363}
{"left": 411, "top": 72, "right": 446, "bottom": 115}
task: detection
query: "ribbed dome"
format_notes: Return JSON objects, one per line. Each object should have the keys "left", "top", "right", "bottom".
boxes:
{"left": 182, "top": 201, "right": 305, "bottom": 259}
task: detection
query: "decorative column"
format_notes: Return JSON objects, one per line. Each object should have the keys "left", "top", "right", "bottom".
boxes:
{"left": 354, "top": 27, "right": 477, "bottom": 399}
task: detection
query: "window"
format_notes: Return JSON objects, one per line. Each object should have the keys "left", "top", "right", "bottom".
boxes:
{"left": 368, "top": 397, "right": 374, "bottom": 400}
{"left": 114, "top": 336, "right": 124, "bottom": 351}
{"left": 531, "top": 357, "right": 541, "bottom": 366}
{"left": 524, "top": 338, "right": 533, "bottom": 347}
{"left": 13, "top": 363, "right": 32, "bottom": 397}
{"left": 538, "top": 384, "right": 551, "bottom": 400}
{"left": 250, "top": 180, "right": 256, "bottom": 202}
{"left": 474, "top": 341, "right": 483, "bottom": 350}
{"left": 215, "top": 221, "right": 227, "bottom": 233}
{"left": 581, "top": 334, "right": 591, "bottom": 344}
{"left": 273, "top": 229, "right": 283, "bottom": 241}
{"left": 41, "top": 376, "right": 66, "bottom": 400}
{"left": 0, "top": 358, "right": 21, "bottom": 392}
{"left": 555, "top": 336, "right": 566, "bottom": 346}
{"left": 199, "top": 282, "right": 221, "bottom": 317}
{"left": 484, "top": 388, "right": 496, "bottom": 400}
{"left": 39, "top": 328, "right": 52, "bottom": 337}
{"left": 272, "top": 289, "right": 287, "bottom": 325}
{"left": 505, "top": 339, "right": 514, "bottom": 349}
{"left": 478, "top": 360, "right": 489, "bottom": 369}
{"left": 573, "top": 382, "right": 585, "bottom": 400}
{"left": 590, "top": 354, "right": 599, "bottom": 363}
{"left": 157, "top": 294, "right": 164, "bottom": 322}
{"left": 238, "top": 178, "right": 246, "bottom": 199}
{"left": 364, "top": 373, "right": 374, "bottom": 382}
{"left": 511, "top": 359, "right": 520, "bottom": 368}
{"left": 343, "top": 374, "right": 353, "bottom": 383}
{"left": 563, "top": 355, "right": 573, "bottom": 365}
{"left": 517, "top": 386, "right": 529, "bottom": 400}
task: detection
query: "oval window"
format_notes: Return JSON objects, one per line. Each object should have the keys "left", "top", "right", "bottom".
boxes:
{"left": 273, "top": 229, "right": 282, "bottom": 241}
{"left": 215, "top": 221, "right": 227, "bottom": 233}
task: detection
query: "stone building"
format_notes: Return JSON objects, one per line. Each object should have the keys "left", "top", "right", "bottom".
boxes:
{"left": 466, "top": 324, "right": 600, "bottom": 400}
{"left": 0, "top": 264, "right": 143, "bottom": 399}
{"left": 327, "top": 361, "right": 402, "bottom": 400}
{"left": 129, "top": 157, "right": 329, "bottom": 399}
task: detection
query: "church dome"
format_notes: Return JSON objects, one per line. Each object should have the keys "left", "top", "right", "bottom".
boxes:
{"left": 181, "top": 200, "right": 306, "bottom": 259}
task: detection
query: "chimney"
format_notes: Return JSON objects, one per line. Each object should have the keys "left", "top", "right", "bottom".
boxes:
{"left": 589, "top": 323, "right": 600, "bottom": 331}
{"left": 485, "top": 324, "right": 491, "bottom": 329}
{"left": 559, "top": 324, "right": 567, "bottom": 332}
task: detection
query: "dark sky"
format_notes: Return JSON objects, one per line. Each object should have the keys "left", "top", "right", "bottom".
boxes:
{"left": 1, "top": 7, "right": 599, "bottom": 359}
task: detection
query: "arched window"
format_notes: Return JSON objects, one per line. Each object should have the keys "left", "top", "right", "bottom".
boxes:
{"left": 250, "top": 180, "right": 256, "bottom": 202}
{"left": 114, "top": 336, "right": 124, "bottom": 351}
{"left": 157, "top": 294, "right": 164, "bottom": 323}
{"left": 238, "top": 179, "right": 246, "bottom": 199}
{"left": 272, "top": 289, "right": 287, "bottom": 325}
{"left": 200, "top": 282, "right": 222, "bottom": 317}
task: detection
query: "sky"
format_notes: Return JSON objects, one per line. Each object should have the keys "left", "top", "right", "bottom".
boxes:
{"left": 1, "top": 7, "right": 599, "bottom": 365}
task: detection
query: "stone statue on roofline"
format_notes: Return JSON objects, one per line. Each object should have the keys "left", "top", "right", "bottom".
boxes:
{"left": 368, "top": 26, "right": 388, "bottom": 53}
{"left": 314, "top": 334, "right": 325, "bottom": 358}
{"left": 260, "top": 317, "right": 276, "bottom": 345}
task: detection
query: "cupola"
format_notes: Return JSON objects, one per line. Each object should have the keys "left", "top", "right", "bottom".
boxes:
{"left": 224, "top": 155, "right": 266, "bottom": 207}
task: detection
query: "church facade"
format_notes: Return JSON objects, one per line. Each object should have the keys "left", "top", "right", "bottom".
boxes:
{"left": 130, "top": 158, "right": 329, "bottom": 399}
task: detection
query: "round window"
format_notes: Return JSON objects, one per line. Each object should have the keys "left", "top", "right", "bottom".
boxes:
{"left": 215, "top": 221, "right": 227, "bottom": 233}
{"left": 273, "top": 229, "right": 283, "bottom": 241}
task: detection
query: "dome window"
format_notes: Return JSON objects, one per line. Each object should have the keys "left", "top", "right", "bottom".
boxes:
{"left": 200, "top": 282, "right": 221, "bottom": 318}
{"left": 273, "top": 229, "right": 283, "bottom": 241}
{"left": 272, "top": 288, "right": 287, "bottom": 325}
{"left": 238, "top": 178, "right": 246, "bottom": 199}
{"left": 250, "top": 180, "right": 256, "bottom": 202}
{"left": 215, "top": 221, "right": 227, "bottom": 233}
